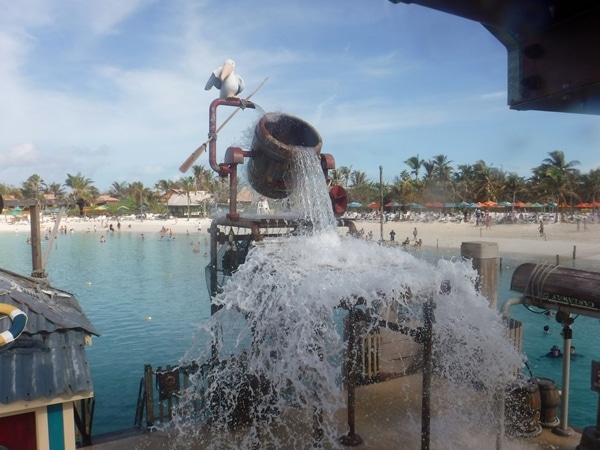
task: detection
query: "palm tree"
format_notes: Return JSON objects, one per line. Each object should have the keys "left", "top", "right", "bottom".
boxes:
{"left": 404, "top": 155, "right": 423, "bottom": 181}
{"left": 581, "top": 168, "right": 600, "bottom": 205}
{"left": 154, "top": 179, "right": 175, "bottom": 198}
{"left": 452, "top": 164, "right": 476, "bottom": 202}
{"left": 21, "top": 174, "right": 47, "bottom": 200}
{"left": 502, "top": 173, "right": 527, "bottom": 208}
{"left": 65, "top": 172, "right": 97, "bottom": 213}
{"left": 336, "top": 166, "right": 352, "bottom": 188}
{"left": 179, "top": 176, "right": 197, "bottom": 220}
{"left": 45, "top": 182, "right": 66, "bottom": 200}
{"left": 533, "top": 150, "right": 580, "bottom": 220}
{"left": 108, "top": 181, "right": 128, "bottom": 199}
{"left": 192, "top": 165, "right": 217, "bottom": 192}
{"left": 127, "top": 182, "right": 155, "bottom": 210}
{"left": 430, "top": 154, "right": 454, "bottom": 200}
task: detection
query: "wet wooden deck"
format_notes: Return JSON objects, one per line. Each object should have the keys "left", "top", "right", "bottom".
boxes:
{"left": 86, "top": 373, "right": 584, "bottom": 450}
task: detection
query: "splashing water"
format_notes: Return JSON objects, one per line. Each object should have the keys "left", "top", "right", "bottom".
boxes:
{"left": 169, "top": 147, "right": 524, "bottom": 449}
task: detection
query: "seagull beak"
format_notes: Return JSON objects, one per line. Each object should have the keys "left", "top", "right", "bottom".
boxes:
{"left": 220, "top": 61, "right": 233, "bottom": 81}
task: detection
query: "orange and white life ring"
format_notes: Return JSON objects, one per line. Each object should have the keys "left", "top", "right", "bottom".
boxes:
{"left": 0, "top": 303, "right": 27, "bottom": 346}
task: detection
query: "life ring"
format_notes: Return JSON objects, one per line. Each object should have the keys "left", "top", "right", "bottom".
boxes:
{"left": 0, "top": 303, "right": 28, "bottom": 346}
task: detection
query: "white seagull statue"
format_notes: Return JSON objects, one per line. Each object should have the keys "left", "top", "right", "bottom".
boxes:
{"left": 205, "top": 58, "right": 245, "bottom": 99}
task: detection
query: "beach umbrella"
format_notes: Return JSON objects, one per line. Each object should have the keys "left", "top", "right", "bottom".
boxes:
{"left": 497, "top": 201, "right": 512, "bottom": 207}
{"left": 139, "top": 205, "right": 149, "bottom": 211}
{"left": 514, "top": 201, "right": 526, "bottom": 208}
{"left": 368, "top": 202, "right": 380, "bottom": 209}
{"left": 385, "top": 201, "right": 401, "bottom": 207}
{"left": 410, "top": 203, "right": 425, "bottom": 209}
{"left": 94, "top": 205, "right": 107, "bottom": 211}
{"left": 348, "top": 202, "right": 362, "bottom": 208}
{"left": 443, "top": 202, "right": 456, "bottom": 208}
{"left": 117, "top": 206, "right": 129, "bottom": 211}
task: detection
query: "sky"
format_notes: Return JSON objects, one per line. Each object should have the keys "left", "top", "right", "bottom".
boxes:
{"left": 1, "top": 0, "right": 599, "bottom": 193}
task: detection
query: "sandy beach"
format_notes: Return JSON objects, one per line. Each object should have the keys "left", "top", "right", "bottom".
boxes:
{"left": 1, "top": 213, "right": 599, "bottom": 264}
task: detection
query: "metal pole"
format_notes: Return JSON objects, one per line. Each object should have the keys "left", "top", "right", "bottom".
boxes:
{"left": 421, "top": 297, "right": 434, "bottom": 450}
{"left": 379, "top": 165, "right": 383, "bottom": 242}
{"left": 554, "top": 325, "right": 574, "bottom": 436}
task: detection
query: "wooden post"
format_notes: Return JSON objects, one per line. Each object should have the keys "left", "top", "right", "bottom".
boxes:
{"left": 339, "top": 309, "right": 363, "bottom": 447}
{"left": 144, "top": 364, "right": 155, "bottom": 428}
{"left": 29, "top": 203, "right": 46, "bottom": 278}
{"left": 461, "top": 242, "right": 499, "bottom": 308}
{"left": 421, "top": 297, "right": 434, "bottom": 450}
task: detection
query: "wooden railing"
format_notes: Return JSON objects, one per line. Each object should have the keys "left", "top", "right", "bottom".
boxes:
{"left": 134, "top": 362, "right": 209, "bottom": 429}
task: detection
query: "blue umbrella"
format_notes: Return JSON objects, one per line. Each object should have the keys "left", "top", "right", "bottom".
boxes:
{"left": 139, "top": 205, "right": 149, "bottom": 211}
{"left": 348, "top": 202, "right": 362, "bottom": 208}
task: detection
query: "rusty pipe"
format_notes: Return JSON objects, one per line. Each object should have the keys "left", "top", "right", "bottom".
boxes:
{"left": 208, "top": 98, "right": 256, "bottom": 176}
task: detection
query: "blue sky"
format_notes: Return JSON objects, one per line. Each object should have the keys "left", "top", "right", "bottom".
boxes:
{"left": 1, "top": 0, "right": 599, "bottom": 192}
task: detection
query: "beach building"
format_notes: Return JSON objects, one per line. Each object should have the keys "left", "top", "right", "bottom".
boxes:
{"left": 162, "top": 189, "right": 213, "bottom": 217}
{"left": 0, "top": 268, "right": 100, "bottom": 450}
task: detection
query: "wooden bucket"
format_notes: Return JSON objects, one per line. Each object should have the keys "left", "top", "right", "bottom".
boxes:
{"left": 534, "top": 377, "right": 560, "bottom": 427}
{"left": 248, "top": 113, "right": 322, "bottom": 199}
{"left": 505, "top": 379, "right": 542, "bottom": 437}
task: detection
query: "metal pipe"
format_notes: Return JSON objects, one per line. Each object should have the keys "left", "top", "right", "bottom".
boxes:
{"left": 499, "top": 297, "right": 524, "bottom": 318}
{"left": 208, "top": 98, "right": 256, "bottom": 175}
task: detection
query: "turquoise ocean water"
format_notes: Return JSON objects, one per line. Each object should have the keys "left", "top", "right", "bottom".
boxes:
{"left": 1, "top": 229, "right": 599, "bottom": 434}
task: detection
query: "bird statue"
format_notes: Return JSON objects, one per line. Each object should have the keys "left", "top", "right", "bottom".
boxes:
{"left": 205, "top": 58, "right": 245, "bottom": 99}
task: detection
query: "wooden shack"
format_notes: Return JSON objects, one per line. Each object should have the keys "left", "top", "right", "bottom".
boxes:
{"left": 0, "top": 268, "right": 99, "bottom": 450}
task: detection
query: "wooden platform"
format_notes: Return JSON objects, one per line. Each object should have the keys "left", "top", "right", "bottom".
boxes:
{"left": 86, "top": 373, "right": 584, "bottom": 450}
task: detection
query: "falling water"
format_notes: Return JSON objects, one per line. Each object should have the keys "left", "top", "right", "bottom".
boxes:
{"left": 168, "top": 149, "right": 524, "bottom": 449}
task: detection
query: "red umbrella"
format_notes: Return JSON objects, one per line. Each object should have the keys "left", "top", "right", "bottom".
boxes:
{"left": 368, "top": 202, "right": 380, "bottom": 209}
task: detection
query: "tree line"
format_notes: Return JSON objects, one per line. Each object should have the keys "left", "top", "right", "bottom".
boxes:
{"left": 332, "top": 150, "right": 599, "bottom": 210}
{"left": 1, "top": 151, "right": 598, "bottom": 212}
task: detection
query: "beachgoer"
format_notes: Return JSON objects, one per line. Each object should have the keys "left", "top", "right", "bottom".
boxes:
{"left": 402, "top": 237, "right": 410, "bottom": 245}
{"left": 545, "top": 345, "right": 562, "bottom": 358}
{"left": 538, "top": 220, "right": 544, "bottom": 236}
{"left": 570, "top": 346, "right": 583, "bottom": 359}
{"left": 414, "top": 238, "right": 422, "bottom": 247}
{"left": 583, "top": 217, "right": 589, "bottom": 231}
{"left": 100, "top": 235, "right": 106, "bottom": 243}
{"left": 413, "top": 227, "right": 418, "bottom": 241}
{"left": 109, "top": 224, "right": 114, "bottom": 232}
{"left": 390, "top": 230, "right": 396, "bottom": 241}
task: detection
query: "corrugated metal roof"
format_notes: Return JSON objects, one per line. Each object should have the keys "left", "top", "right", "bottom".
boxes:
{"left": 0, "top": 268, "right": 99, "bottom": 404}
